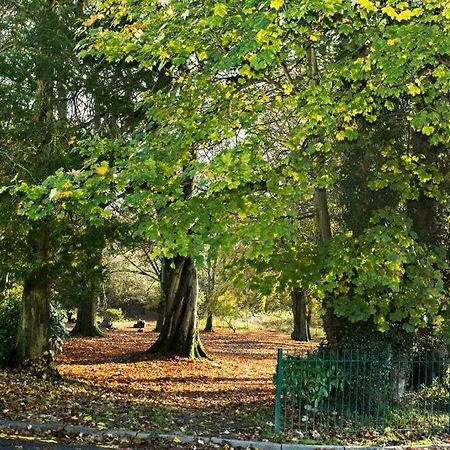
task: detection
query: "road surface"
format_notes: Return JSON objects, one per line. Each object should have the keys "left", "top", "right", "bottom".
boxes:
{"left": 0, "top": 437, "right": 106, "bottom": 449}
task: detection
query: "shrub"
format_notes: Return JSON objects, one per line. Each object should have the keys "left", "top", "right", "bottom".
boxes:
{"left": 0, "top": 295, "right": 21, "bottom": 363}
{"left": 103, "top": 307, "right": 125, "bottom": 322}
{"left": 0, "top": 296, "right": 69, "bottom": 363}
{"left": 50, "top": 302, "right": 69, "bottom": 353}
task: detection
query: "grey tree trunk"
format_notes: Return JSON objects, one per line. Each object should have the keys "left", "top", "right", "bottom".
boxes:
{"left": 148, "top": 256, "right": 208, "bottom": 359}
{"left": 291, "top": 288, "right": 309, "bottom": 342}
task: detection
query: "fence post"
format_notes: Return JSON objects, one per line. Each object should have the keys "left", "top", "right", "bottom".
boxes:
{"left": 275, "top": 347, "right": 283, "bottom": 433}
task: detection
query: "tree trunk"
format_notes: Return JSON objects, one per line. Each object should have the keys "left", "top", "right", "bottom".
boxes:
{"left": 204, "top": 312, "right": 214, "bottom": 333}
{"left": 148, "top": 256, "right": 208, "bottom": 359}
{"left": 154, "top": 297, "right": 165, "bottom": 332}
{"left": 307, "top": 47, "right": 343, "bottom": 350}
{"left": 14, "top": 280, "right": 50, "bottom": 366}
{"left": 291, "top": 288, "right": 309, "bottom": 342}
{"left": 13, "top": 226, "right": 51, "bottom": 367}
{"left": 408, "top": 133, "right": 438, "bottom": 246}
{"left": 306, "top": 305, "right": 312, "bottom": 340}
{"left": 72, "top": 295, "right": 103, "bottom": 337}
{"left": 314, "top": 187, "right": 343, "bottom": 349}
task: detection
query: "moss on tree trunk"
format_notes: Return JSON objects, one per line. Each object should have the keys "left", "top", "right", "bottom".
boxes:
{"left": 12, "top": 226, "right": 51, "bottom": 367}
{"left": 14, "top": 279, "right": 51, "bottom": 366}
{"left": 72, "top": 295, "right": 103, "bottom": 337}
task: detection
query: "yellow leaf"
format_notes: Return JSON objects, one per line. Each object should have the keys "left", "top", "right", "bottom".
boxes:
{"left": 382, "top": 6, "right": 397, "bottom": 19}
{"left": 422, "top": 125, "right": 435, "bottom": 136}
{"left": 96, "top": 165, "right": 109, "bottom": 177}
{"left": 213, "top": 3, "right": 227, "bottom": 17}
{"left": 336, "top": 131, "right": 346, "bottom": 141}
{"left": 255, "top": 29, "right": 268, "bottom": 43}
{"left": 283, "top": 84, "right": 293, "bottom": 95}
{"left": 270, "top": 0, "right": 284, "bottom": 10}
{"left": 396, "top": 9, "right": 413, "bottom": 21}
{"left": 310, "top": 32, "right": 321, "bottom": 42}
{"left": 357, "top": 0, "right": 377, "bottom": 12}
{"left": 407, "top": 83, "right": 421, "bottom": 96}
{"left": 387, "top": 38, "right": 398, "bottom": 46}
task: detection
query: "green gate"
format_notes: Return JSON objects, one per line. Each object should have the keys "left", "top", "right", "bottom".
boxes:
{"left": 274, "top": 347, "right": 450, "bottom": 436}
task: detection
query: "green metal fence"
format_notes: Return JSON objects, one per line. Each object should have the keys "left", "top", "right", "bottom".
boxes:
{"left": 274, "top": 347, "right": 450, "bottom": 436}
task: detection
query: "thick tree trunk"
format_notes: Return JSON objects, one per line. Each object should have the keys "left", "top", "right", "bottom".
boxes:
{"left": 291, "top": 289, "right": 309, "bottom": 342}
{"left": 72, "top": 246, "right": 104, "bottom": 337}
{"left": 148, "top": 256, "right": 208, "bottom": 359}
{"left": 204, "top": 312, "right": 214, "bottom": 333}
{"left": 13, "top": 226, "right": 51, "bottom": 367}
{"left": 72, "top": 295, "right": 103, "bottom": 337}
{"left": 14, "top": 280, "right": 51, "bottom": 365}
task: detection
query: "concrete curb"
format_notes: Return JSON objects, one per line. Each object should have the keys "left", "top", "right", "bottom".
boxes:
{"left": 0, "top": 419, "right": 449, "bottom": 450}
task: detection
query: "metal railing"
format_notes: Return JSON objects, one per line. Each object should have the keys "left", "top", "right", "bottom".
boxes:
{"left": 274, "top": 347, "right": 450, "bottom": 436}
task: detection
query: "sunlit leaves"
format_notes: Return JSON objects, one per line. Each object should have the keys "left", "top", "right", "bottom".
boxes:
{"left": 311, "top": 209, "right": 447, "bottom": 332}
{"left": 213, "top": 3, "right": 227, "bottom": 18}
{"left": 270, "top": 0, "right": 285, "bottom": 10}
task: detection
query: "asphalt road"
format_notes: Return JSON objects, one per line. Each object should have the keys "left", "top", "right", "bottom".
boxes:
{"left": 0, "top": 438, "right": 106, "bottom": 449}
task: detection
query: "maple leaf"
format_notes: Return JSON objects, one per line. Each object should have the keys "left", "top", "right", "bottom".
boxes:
{"left": 213, "top": 3, "right": 227, "bottom": 17}
{"left": 95, "top": 165, "right": 109, "bottom": 177}
{"left": 270, "top": 0, "right": 284, "bottom": 10}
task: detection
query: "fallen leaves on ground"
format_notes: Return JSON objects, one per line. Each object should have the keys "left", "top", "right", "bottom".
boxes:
{"left": 1, "top": 327, "right": 316, "bottom": 440}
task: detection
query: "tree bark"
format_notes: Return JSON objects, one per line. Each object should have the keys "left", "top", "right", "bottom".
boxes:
{"left": 306, "top": 47, "right": 343, "bottom": 350}
{"left": 154, "top": 298, "right": 165, "bottom": 332}
{"left": 13, "top": 226, "right": 51, "bottom": 367}
{"left": 306, "top": 305, "right": 312, "bottom": 340}
{"left": 407, "top": 133, "right": 439, "bottom": 246}
{"left": 71, "top": 294, "right": 103, "bottom": 337}
{"left": 314, "top": 186, "right": 343, "bottom": 349}
{"left": 307, "top": 47, "right": 340, "bottom": 351}
{"left": 204, "top": 312, "right": 214, "bottom": 333}
{"left": 148, "top": 256, "right": 208, "bottom": 359}
{"left": 71, "top": 246, "right": 104, "bottom": 337}
{"left": 291, "top": 288, "right": 309, "bottom": 342}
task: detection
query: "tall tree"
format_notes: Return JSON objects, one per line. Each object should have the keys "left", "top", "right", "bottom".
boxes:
{"left": 15, "top": 0, "right": 449, "bottom": 358}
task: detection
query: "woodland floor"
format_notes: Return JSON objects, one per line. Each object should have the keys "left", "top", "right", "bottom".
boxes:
{"left": 0, "top": 326, "right": 318, "bottom": 442}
